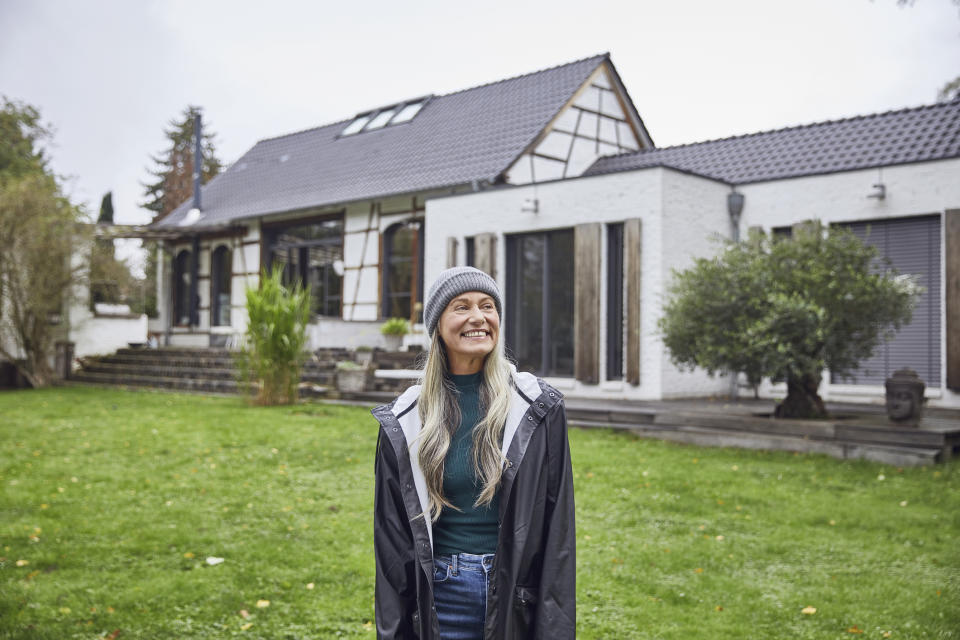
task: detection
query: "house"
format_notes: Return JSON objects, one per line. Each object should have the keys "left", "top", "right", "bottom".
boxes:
{"left": 150, "top": 54, "right": 960, "bottom": 408}
{"left": 150, "top": 54, "right": 651, "bottom": 350}
{"left": 426, "top": 97, "right": 960, "bottom": 407}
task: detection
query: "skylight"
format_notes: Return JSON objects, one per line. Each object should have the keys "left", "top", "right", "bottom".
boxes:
{"left": 340, "top": 97, "right": 430, "bottom": 136}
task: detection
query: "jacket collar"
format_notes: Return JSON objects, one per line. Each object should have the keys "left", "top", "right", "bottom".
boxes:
{"left": 373, "top": 368, "right": 552, "bottom": 549}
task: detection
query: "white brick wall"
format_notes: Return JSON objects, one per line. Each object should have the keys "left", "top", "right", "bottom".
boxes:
{"left": 426, "top": 168, "right": 734, "bottom": 400}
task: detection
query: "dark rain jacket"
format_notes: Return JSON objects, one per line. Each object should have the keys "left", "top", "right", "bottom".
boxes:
{"left": 371, "top": 370, "right": 576, "bottom": 639}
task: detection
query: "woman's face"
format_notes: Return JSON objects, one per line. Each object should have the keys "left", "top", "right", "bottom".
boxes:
{"left": 437, "top": 291, "right": 500, "bottom": 375}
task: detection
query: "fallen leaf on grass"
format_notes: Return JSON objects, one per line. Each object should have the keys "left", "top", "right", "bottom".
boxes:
{"left": 847, "top": 625, "right": 864, "bottom": 634}
{"left": 183, "top": 552, "right": 194, "bottom": 559}
{"left": 801, "top": 606, "right": 817, "bottom": 615}
{"left": 899, "top": 501, "right": 908, "bottom": 507}
{"left": 239, "top": 609, "right": 250, "bottom": 619}
{"left": 103, "top": 630, "right": 120, "bottom": 640}
{"left": 256, "top": 599, "right": 270, "bottom": 608}
{"left": 15, "top": 559, "right": 29, "bottom": 567}
{"left": 240, "top": 622, "right": 253, "bottom": 631}
{"left": 715, "top": 605, "right": 723, "bottom": 611}
{"left": 205, "top": 557, "right": 224, "bottom": 566}
{"left": 306, "top": 583, "right": 315, "bottom": 590}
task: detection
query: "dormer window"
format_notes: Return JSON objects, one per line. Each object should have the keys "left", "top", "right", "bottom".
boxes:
{"left": 340, "top": 97, "right": 430, "bottom": 136}
{"left": 365, "top": 107, "right": 397, "bottom": 131}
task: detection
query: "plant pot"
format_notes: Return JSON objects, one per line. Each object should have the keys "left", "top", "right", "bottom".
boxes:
{"left": 336, "top": 369, "right": 367, "bottom": 394}
{"left": 355, "top": 350, "right": 374, "bottom": 367}
{"left": 382, "top": 334, "right": 403, "bottom": 351}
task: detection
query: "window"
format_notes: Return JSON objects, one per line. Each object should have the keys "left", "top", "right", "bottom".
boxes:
{"left": 211, "top": 245, "right": 231, "bottom": 327}
{"left": 365, "top": 108, "right": 397, "bottom": 131}
{"left": 382, "top": 221, "right": 424, "bottom": 322}
{"left": 339, "top": 97, "right": 430, "bottom": 136}
{"left": 173, "top": 249, "right": 191, "bottom": 326}
{"left": 265, "top": 217, "right": 343, "bottom": 317}
{"left": 465, "top": 236, "right": 476, "bottom": 267}
{"left": 607, "top": 223, "right": 624, "bottom": 380}
{"left": 506, "top": 229, "right": 575, "bottom": 377}
{"left": 834, "top": 215, "right": 941, "bottom": 387}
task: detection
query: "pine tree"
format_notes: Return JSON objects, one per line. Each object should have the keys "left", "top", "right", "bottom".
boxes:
{"left": 141, "top": 105, "right": 222, "bottom": 222}
{"left": 140, "top": 106, "right": 222, "bottom": 318}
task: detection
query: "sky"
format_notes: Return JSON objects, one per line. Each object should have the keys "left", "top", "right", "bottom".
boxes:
{"left": 1, "top": 0, "right": 958, "bottom": 241}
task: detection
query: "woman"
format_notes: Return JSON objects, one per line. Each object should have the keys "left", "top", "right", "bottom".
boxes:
{"left": 372, "top": 266, "right": 576, "bottom": 639}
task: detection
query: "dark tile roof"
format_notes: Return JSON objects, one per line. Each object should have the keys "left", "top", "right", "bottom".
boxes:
{"left": 584, "top": 98, "right": 960, "bottom": 185}
{"left": 157, "top": 54, "right": 610, "bottom": 228}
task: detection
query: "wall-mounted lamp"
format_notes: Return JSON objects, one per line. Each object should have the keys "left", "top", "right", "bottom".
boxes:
{"left": 521, "top": 198, "right": 539, "bottom": 214}
{"left": 727, "top": 191, "right": 745, "bottom": 241}
{"left": 867, "top": 183, "right": 886, "bottom": 200}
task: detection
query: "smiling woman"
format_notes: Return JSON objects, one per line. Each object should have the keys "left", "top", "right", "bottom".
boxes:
{"left": 371, "top": 267, "right": 576, "bottom": 639}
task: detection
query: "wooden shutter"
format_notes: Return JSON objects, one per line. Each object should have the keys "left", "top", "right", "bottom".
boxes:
{"left": 446, "top": 237, "right": 458, "bottom": 269}
{"left": 625, "top": 219, "right": 642, "bottom": 385}
{"left": 474, "top": 233, "right": 497, "bottom": 278}
{"left": 946, "top": 209, "right": 960, "bottom": 390}
{"left": 574, "top": 223, "right": 601, "bottom": 384}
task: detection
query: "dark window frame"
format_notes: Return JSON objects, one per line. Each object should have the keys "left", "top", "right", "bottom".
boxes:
{"left": 210, "top": 245, "right": 232, "bottom": 327}
{"left": 606, "top": 223, "right": 625, "bottom": 381}
{"left": 262, "top": 213, "right": 344, "bottom": 318}
{"left": 505, "top": 228, "right": 575, "bottom": 378}
{"left": 173, "top": 249, "right": 192, "bottom": 327}
{"left": 381, "top": 220, "right": 424, "bottom": 323}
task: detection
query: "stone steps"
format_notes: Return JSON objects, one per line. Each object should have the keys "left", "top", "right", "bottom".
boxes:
{"left": 72, "top": 347, "right": 417, "bottom": 398}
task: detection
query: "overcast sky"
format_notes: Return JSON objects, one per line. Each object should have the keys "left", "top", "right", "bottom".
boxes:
{"left": 1, "top": 0, "right": 958, "bottom": 233}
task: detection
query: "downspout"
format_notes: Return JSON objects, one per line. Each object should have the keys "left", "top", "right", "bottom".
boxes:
{"left": 727, "top": 189, "right": 745, "bottom": 399}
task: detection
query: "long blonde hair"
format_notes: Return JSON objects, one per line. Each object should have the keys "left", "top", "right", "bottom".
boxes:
{"left": 417, "top": 330, "right": 513, "bottom": 522}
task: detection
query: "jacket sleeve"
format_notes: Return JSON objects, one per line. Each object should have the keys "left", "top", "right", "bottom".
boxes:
{"left": 373, "top": 429, "right": 418, "bottom": 639}
{"left": 536, "top": 400, "right": 576, "bottom": 639}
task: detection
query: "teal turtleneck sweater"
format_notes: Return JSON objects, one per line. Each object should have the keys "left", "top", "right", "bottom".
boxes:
{"left": 432, "top": 371, "right": 501, "bottom": 556}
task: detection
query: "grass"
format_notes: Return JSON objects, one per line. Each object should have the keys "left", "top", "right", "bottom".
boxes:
{"left": 0, "top": 386, "right": 957, "bottom": 639}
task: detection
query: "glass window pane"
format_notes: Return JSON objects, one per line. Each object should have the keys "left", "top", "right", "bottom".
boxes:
{"left": 341, "top": 115, "right": 370, "bottom": 136}
{"left": 365, "top": 108, "right": 396, "bottom": 130}
{"left": 391, "top": 101, "right": 424, "bottom": 124}
{"left": 548, "top": 231, "right": 575, "bottom": 376}
{"left": 514, "top": 235, "right": 544, "bottom": 373}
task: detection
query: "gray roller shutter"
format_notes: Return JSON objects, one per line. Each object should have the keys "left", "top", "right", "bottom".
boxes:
{"left": 835, "top": 215, "right": 941, "bottom": 387}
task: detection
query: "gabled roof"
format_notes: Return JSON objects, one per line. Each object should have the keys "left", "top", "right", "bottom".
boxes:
{"left": 584, "top": 98, "right": 960, "bottom": 185}
{"left": 157, "top": 54, "right": 614, "bottom": 228}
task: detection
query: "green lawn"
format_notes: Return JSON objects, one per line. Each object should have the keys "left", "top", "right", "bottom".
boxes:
{"left": 0, "top": 387, "right": 957, "bottom": 639}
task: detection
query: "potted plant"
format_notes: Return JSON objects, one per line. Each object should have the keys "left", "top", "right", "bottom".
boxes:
{"left": 335, "top": 360, "right": 367, "bottom": 394}
{"left": 355, "top": 345, "right": 374, "bottom": 367}
{"left": 380, "top": 317, "right": 410, "bottom": 351}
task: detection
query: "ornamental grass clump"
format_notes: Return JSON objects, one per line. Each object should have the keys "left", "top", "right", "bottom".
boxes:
{"left": 238, "top": 269, "right": 310, "bottom": 405}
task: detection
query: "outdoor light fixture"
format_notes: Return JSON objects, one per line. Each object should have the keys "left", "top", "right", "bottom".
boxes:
{"left": 521, "top": 198, "right": 539, "bottom": 214}
{"left": 867, "top": 183, "right": 886, "bottom": 200}
{"left": 727, "top": 191, "right": 745, "bottom": 241}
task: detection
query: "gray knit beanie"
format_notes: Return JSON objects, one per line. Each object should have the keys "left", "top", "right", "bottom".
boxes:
{"left": 423, "top": 266, "right": 503, "bottom": 337}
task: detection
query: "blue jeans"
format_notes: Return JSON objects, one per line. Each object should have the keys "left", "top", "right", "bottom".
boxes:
{"left": 433, "top": 552, "right": 494, "bottom": 640}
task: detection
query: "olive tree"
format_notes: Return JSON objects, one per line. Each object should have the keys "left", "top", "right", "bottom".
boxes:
{"left": 659, "top": 222, "right": 920, "bottom": 419}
